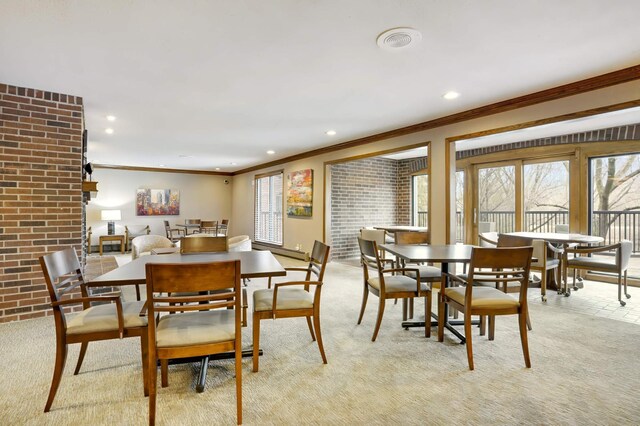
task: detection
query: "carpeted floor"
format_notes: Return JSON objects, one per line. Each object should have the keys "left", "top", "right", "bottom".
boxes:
{"left": 1, "top": 260, "right": 639, "bottom": 425}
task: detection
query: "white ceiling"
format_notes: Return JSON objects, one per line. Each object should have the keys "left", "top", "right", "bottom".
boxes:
{"left": 1, "top": 1, "right": 640, "bottom": 172}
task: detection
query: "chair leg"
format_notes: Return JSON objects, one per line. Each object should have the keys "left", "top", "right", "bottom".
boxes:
{"left": 371, "top": 298, "right": 386, "bottom": 342}
{"left": 572, "top": 269, "right": 578, "bottom": 291}
{"left": 306, "top": 316, "right": 316, "bottom": 341}
{"left": 464, "top": 312, "right": 474, "bottom": 371}
{"left": 252, "top": 314, "right": 260, "bottom": 372}
{"left": 44, "top": 340, "right": 68, "bottom": 412}
{"left": 160, "top": 360, "right": 169, "bottom": 388}
{"left": 409, "top": 297, "right": 414, "bottom": 319}
{"left": 488, "top": 315, "right": 495, "bottom": 341}
{"left": 424, "top": 293, "right": 431, "bottom": 338}
{"left": 479, "top": 315, "right": 486, "bottom": 336}
{"left": 526, "top": 308, "right": 532, "bottom": 331}
{"left": 357, "top": 285, "right": 369, "bottom": 325}
{"left": 618, "top": 272, "right": 626, "bottom": 306}
{"left": 73, "top": 342, "right": 89, "bottom": 375}
{"left": 312, "top": 313, "right": 328, "bottom": 364}
{"left": 437, "top": 294, "right": 445, "bottom": 342}
{"left": 141, "top": 332, "right": 149, "bottom": 397}
{"left": 402, "top": 298, "right": 408, "bottom": 321}
{"left": 624, "top": 270, "right": 631, "bottom": 299}
{"left": 540, "top": 269, "right": 547, "bottom": 302}
{"left": 235, "top": 341, "right": 243, "bottom": 425}
{"left": 242, "top": 288, "right": 248, "bottom": 327}
{"left": 519, "top": 310, "right": 532, "bottom": 368}
{"left": 148, "top": 349, "right": 157, "bottom": 426}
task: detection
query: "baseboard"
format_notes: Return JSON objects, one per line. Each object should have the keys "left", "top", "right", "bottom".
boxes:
{"left": 252, "top": 242, "right": 309, "bottom": 261}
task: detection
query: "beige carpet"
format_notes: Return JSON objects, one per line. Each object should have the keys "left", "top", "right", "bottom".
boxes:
{"left": 1, "top": 260, "right": 640, "bottom": 425}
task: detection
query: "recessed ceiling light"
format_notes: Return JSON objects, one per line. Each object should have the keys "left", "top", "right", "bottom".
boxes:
{"left": 230, "top": 162, "right": 237, "bottom": 166}
{"left": 443, "top": 91, "right": 460, "bottom": 100}
{"left": 159, "top": 164, "right": 166, "bottom": 167}
{"left": 106, "top": 115, "right": 116, "bottom": 121}
{"left": 105, "top": 128, "right": 114, "bottom": 134}
{"left": 215, "top": 167, "right": 221, "bottom": 171}
{"left": 377, "top": 27, "right": 422, "bottom": 50}
{"left": 326, "top": 130, "right": 337, "bottom": 136}
{"left": 178, "top": 154, "right": 194, "bottom": 158}
{"left": 267, "top": 150, "right": 275, "bottom": 155}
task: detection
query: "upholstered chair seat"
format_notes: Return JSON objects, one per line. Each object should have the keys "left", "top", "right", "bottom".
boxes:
{"left": 368, "top": 275, "right": 429, "bottom": 293}
{"left": 253, "top": 288, "right": 314, "bottom": 312}
{"left": 66, "top": 300, "right": 148, "bottom": 335}
{"left": 155, "top": 310, "right": 235, "bottom": 348}
{"left": 444, "top": 286, "right": 520, "bottom": 310}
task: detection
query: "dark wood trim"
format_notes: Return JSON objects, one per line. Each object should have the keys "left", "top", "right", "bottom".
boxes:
{"left": 448, "top": 99, "right": 640, "bottom": 143}
{"left": 93, "top": 163, "right": 232, "bottom": 176}
{"left": 233, "top": 64, "right": 640, "bottom": 176}
{"left": 323, "top": 142, "right": 429, "bottom": 166}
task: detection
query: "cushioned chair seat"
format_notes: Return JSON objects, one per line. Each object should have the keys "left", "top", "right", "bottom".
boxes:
{"left": 405, "top": 265, "right": 441, "bottom": 280}
{"left": 156, "top": 310, "right": 235, "bottom": 348}
{"left": 444, "top": 286, "right": 520, "bottom": 309}
{"left": 457, "top": 273, "right": 521, "bottom": 289}
{"left": 566, "top": 256, "right": 617, "bottom": 271}
{"left": 368, "top": 275, "right": 427, "bottom": 293}
{"left": 253, "top": 288, "right": 313, "bottom": 312}
{"left": 66, "top": 300, "right": 147, "bottom": 335}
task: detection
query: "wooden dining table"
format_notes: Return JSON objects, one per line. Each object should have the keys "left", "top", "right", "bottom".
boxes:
{"left": 380, "top": 243, "right": 475, "bottom": 343}
{"left": 88, "top": 250, "right": 286, "bottom": 392}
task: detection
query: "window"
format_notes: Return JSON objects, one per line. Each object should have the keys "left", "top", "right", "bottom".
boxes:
{"left": 412, "top": 174, "right": 429, "bottom": 226}
{"left": 255, "top": 172, "right": 283, "bottom": 245}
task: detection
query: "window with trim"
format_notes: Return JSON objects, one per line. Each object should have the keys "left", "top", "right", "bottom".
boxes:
{"left": 254, "top": 171, "right": 283, "bottom": 245}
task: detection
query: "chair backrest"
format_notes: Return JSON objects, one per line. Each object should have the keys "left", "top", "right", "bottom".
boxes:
{"left": 478, "top": 232, "right": 498, "bottom": 247}
{"left": 186, "top": 219, "right": 201, "bottom": 225}
{"left": 39, "top": 248, "right": 88, "bottom": 320}
{"left": 497, "top": 234, "right": 533, "bottom": 248}
{"left": 218, "top": 219, "right": 229, "bottom": 235}
{"left": 466, "top": 246, "right": 533, "bottom": 304}
{"left": 163, "top": 220, "right": 172, "bottom": 238}
{"left": 360, "top": 229, "right": 386, "bottom": 245}
{"left": 395, "top": 231, "right": 430, "bottom": 245}
{"left": 307, "top": 240, "right": 330, "bottom": 281}
{"left": 619, "top": 240, "right": 633, "bottom": 271}
{"left": 180, "top": 236, "right": 228, "bottom": 253}
{"left": 145, "top": 260, "right": 241, "bottom": 315}
{"left": 200, "top": 220, "right": 217, "bottom": 231}
{"left": 357, "top": 237, "right": 382, "bottom": 280}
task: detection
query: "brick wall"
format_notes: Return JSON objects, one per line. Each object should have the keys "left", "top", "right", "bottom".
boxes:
{"left": 0, "top": 83, "right": 84, "bottom": 323}
{"left": 397, "top": 157, "right": 428, "bottom": 226}
{"left": 330, "top": 157, "right": 398, "bottom": 259}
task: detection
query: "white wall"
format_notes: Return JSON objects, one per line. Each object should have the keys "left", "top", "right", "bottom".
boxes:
{"left": 87, "top": 168, "right": 232, "bottom": 242}
{"left": 232, "top": 80, "right": 640, "bottom": 249}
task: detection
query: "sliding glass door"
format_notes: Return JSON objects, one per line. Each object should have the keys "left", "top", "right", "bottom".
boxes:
{"left": 478, "top": 165, "right": 516, "bottom": 233}
{"left": 523, "top": 160, "right": 570, "bottom": 232}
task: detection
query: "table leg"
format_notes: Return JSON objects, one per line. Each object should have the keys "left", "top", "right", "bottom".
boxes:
{"left": 400, "top": 262, "right": 475, "bottom": 344}
{"left": 99, "top": 241, "right": 103, "bottom": 256}
{"left": 120, "top": 238, "right": 124, "bottom": 254}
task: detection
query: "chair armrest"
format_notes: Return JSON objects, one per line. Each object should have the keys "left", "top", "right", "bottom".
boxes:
{"left": 443, "top": 272, "right": 468, "bottom": 286}
{"left": 566, "top": 243, "right": 619, "bottom": 255}
{"left": 546, "top": 242, "right": 564, "bottom": 255}
{"left": 381, "top": 267, "right": 419, "bottom": 275}
{"left": 284, "top": 267, "right": 311, "bottom": 273}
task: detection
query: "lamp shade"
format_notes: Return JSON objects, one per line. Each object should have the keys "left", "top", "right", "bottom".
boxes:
{"left": 101, "top": 209, "right": 121, "bottom": 221}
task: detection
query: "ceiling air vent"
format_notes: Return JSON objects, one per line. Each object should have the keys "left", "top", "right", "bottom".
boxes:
{"left": 376, "top": 27, "right": 422, "bottom": 50}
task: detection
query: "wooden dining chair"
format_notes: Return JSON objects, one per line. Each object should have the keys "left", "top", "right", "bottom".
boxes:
{"left": 198, "top": 220, "right": 218, "bottom": 234}
{"left": 185, "top": 218, "right": 202, "bottom": 234}
{"left": 357, "top": 237, "right": 431, "bottom": 341}
{"left": 253, "top": 240, "right": 330, "bottom": 372}
{"left": 145, "top": 260, "right": 243, "bottom": 425}
{"left": 39, "top": 247, "right": 148, "bottom": 412}
{"left": 438, "top": 246, "right": 533, "bottom": 370}
{"left": 395, "top": 231, "right": 440, "bottom": 320}
{"left": 218, "top": 219, "right": 230, "bottom": 236}
{"left": 163, "top": 220, "right": 184, "bottom": 242}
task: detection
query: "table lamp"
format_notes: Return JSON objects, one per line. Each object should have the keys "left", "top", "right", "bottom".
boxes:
{"left": 101, "top": 209, "right": 121, "bottom": 235}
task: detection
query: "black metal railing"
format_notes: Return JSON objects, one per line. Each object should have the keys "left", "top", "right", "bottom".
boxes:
{"left": 592, "top": 210, "right": 640, "bottom": 252}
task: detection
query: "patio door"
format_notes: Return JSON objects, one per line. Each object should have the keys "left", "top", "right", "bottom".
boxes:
{"left": 523, "top": 160, "right": 570, "bottom": 232}
{"left": 477, "top": 164, "right": 517, "bottom": 234}
{"left": 589, "top": 153, "right": 640, "bottom": 278}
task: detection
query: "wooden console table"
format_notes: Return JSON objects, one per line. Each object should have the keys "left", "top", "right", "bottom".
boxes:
{"left": 99, "top": 234, "right": 125, "bottom": 255}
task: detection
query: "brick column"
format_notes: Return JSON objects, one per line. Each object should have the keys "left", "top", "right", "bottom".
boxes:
{"left": 0, "top": 83, "right": 84, "bottom": 323}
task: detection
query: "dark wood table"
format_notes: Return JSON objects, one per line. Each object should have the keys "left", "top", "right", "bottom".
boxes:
{"left": 380, "top": 243, "right": 474, "bottom": 343}
{"left": 99, "top": 234, "right": 125, "bottom": 256}
{"left": 88, "top": 250, "right": 286, "bottom": 392}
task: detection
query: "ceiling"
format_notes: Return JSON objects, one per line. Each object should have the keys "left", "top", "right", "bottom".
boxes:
{"left": 2, "top": 1, "right": 640, "bottom": 172}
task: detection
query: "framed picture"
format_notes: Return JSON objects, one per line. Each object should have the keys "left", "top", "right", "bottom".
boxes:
{"left": 136, "top": 188, "right": 180, "bottom": 215}
{"left": 287, "top": 169, "right": 313, "bottom": 217}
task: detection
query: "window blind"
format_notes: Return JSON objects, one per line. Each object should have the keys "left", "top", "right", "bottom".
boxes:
{"left": 254, "top": 172, "right": 283, "bottom": 245}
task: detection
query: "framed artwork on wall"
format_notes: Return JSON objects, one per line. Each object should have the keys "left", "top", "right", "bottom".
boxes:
{"left": 136, "top": 188, "right": 180, "bottom": 215}
{"left": 287, "top": 169, "right": 313, "bottom": 217}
